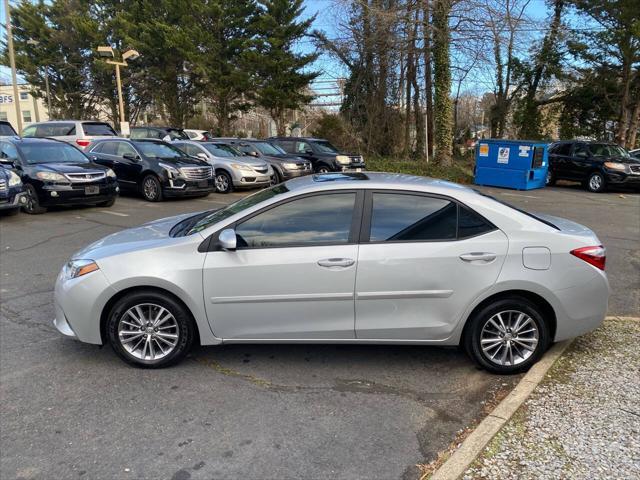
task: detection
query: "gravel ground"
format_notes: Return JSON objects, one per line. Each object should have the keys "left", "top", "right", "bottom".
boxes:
{"left": 462, "top": 317, "right": 640, "bottom": 480}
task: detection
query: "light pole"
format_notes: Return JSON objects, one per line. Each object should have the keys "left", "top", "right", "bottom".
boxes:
{"left": 4, "top": 0, "right": 23, "bottom": 132}
{"left": 97, "top": 46, "right": 140, "bottom": 135}
{"left": 26, "top": 39, "right": 52, "bottom": 119}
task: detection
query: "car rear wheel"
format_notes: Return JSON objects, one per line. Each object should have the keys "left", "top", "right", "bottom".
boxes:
{"left": 141, "top": 175, "right": 163, "bottom": 202}
{"left": 545, "top": 170, "right": 556, "bottom": 186}
{"left": 107, "top": 290, "right": 195, "bottom": 368}
{"left": 586, "top": 172, "right": 606, "bottom": 193}
{"left": 214, "top": 170, "right": 233, "bottom": 193}
{"left": 316, "top": 164, "right": 331, "bottom": 173}
{"left": 22, "top": 184, "right": 47, "bottom": 214}
{"left": 463, "top": 296, "right": 550, "bottom": 374}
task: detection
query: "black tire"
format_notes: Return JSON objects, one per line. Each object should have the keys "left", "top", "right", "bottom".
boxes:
{"left": 271, "top": 169, "right": 282, "bottom": 185}
{"left": 22, "top": 184, "right": 47, "bottom": 214}
{"left": 586, "top": 171, "right": 606, "bottom": 193}
{"left": 141, "top": 174, "right": 163, "bottom": 202}
{"left": 214, "top": 170, "right": 233, "bottom": 193}
{"left": 315, "top": 164, "right": 331, "bottom": 173}
{"left": 96, "top": 197, "right": 116, "bottom": 208}
{"left": 545, "top": 169, "right": 556, "bottom": 186}
{"left": 463, "top": 296, "right": 550, "bottom": 374}
{"left": 107, "top": 290, "right": 195, "bottom": 368}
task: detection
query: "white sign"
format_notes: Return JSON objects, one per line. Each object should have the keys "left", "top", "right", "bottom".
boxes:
{"left": 519, "top": 145, "right": 531, "bottom": 157}
{"left": 498, "top": 147, "right": 510, "bottom": 164}
{"left": 0, "top": 95, "right": 14, "bottom": 104}
{"left": 120, "top": 121, "right": 130, "bottom": 136}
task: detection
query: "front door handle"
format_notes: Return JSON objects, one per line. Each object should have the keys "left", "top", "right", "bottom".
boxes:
{"left": 317, "top": 258, "right": 355, "bottom": 268}
{"left": 459, "top": 252, "right": 497, "bottom": 262}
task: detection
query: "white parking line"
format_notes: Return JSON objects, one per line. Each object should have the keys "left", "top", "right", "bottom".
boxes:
{"left": 99, "top": 210, "right": 129, "bottom": 217}
{"left": 500, "top": 192, "right": 540, "bottom": 199}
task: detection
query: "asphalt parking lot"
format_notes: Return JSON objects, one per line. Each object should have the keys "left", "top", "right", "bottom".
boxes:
{"left": 1, "top": 183, "right": 638, "bottom": 480}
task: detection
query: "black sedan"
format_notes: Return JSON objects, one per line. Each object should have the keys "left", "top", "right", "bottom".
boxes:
{"left": 87, "top": 139, "right": 214, "bottom": 201}
{"left": 0, "top": 137, "right": 119, "bottom": 214}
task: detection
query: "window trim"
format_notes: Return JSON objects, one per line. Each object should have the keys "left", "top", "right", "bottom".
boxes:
{"left": 360, "top": 189, "right": 497, "bottom": 244}
{"left": 203, "top": 189, "right": 365, "bottom": 251}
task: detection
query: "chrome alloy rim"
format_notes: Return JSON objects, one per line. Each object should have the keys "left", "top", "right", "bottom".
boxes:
{"left": 143, "top": 178, "right": 158, "bottom": 199}
{"left": 589, "top": 174, "right": 602, "bottom": 191}
{"left": 215, "top": 174, "right": 229, "bottom": 192}
{"left": 480, "top": 310, "right": 539, "bottom": 366}
{"left": 118, "top": 303, "right": 179, "bottom": 361}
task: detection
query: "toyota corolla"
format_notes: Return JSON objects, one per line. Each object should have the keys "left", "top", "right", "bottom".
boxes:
{"left": 54, "top": 173, "right": 609, "bottom": 373}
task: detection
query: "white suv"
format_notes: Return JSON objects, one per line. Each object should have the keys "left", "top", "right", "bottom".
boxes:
{"left": 22, "top": 120, "right": 118, "bottom": 150}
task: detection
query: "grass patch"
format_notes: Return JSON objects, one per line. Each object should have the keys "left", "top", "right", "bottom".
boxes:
{"left": 365, "top": 156, "right": 475, "bottom": 184}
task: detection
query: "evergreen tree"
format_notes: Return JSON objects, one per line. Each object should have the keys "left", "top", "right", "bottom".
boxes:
{"left": 252, "top": 0, "right": 319, "bottom": 136}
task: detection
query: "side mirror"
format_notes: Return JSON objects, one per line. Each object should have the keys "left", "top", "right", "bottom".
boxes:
{"left": 89, "top": 155, "right": 98, "bottom": 162}
{"left": 0, "top": 158, "right": 15, "bottom": 167}
{"left": 247, "top": 151, "right": 259, "bottom": 157}
{"left": 218, "top": 228, "right": 237, "bottom": 251}
{"left": 196, "top": 153, "right": 208, "bottom": 160}
{"left": 304, "top": 149, "right": 313, "bottom": 155}
{"left": 123, "top": 153, "right": 140, "bottom": 162}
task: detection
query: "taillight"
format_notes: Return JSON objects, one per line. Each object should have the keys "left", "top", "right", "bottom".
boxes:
{"left": 570, "top": 245, "right": 606, "bottom": 270}
{"left": 75, "top": 139, "right": 91, "bottom": 148}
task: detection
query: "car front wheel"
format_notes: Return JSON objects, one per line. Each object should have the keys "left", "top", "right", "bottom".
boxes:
{"left": 215, "top": 170, "right": 233, "bottom": 193}
{"left": 463, "top": 296, "right": 550, "bottom": 374}
{"left": 316, "top": 164, "right": 331, "bottom": 173}
{"left": 141, "top": 175, "right": 163, "bottom": 201}
{"left": 107, "top": 290, "right": 195, "bottom": 368}
{"left": 23, "top": 184, "right": 47, "bottom": 214}
{"left": 586, "top": 172, "right": 606, "bottom": 193}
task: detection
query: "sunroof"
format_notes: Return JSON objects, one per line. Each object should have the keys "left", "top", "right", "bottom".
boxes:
{"left": 312, "top": 172, "right": 369, "bottom": 182}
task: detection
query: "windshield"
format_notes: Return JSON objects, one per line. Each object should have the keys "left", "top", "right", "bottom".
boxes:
{"left": 253, "top": 142, "right": 285, "bottom": 155}
{"left": 175, "top": 184, "right": 290, "bottom": 236}
{"left": 18, "top": 142, "right": 89, "bottom": 164}
{"left": 314, "top": 141, "right": 339, "bottom": 154}
{"left": 0, "top": 124, "right": 17, "bottom": 136}
{"left": 133, "top": 141, "right": 185, "bottom": 159}
{"left": 589, "top": 144, "right": 629, "bottom": 158}
{"left": 203, "top": 144, "right": 241, "bottom": 158}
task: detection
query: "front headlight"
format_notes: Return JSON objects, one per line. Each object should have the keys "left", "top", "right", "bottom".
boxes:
{"left": 36, "top": 171, "right": 67, "bottom": 182}
{"left": 604, "top": 162, "right": 628, "bottom": 172}
{"left": 159, "top": 162, "right": 180, "bottom": 178}
{"left": 230, "top": 163, "right": 252, "bottom": 171}
{"left": 7, "top": 170, "right": 22, "bottom": 186}
{"left": 335, "top": 155, "right": 350, "bottom": 165}
{"left": 106, "top": 168, "right": 116, "bottom": 178}
{"left": 64, "top": 259, "right": 99, "bottom": 280}
{"left": 282, "top": 162, "right": 298, "bottom": 170}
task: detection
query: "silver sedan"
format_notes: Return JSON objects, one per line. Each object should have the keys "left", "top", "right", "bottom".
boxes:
{"left": 54, "top": 173, "right": 609, "bottom": 373}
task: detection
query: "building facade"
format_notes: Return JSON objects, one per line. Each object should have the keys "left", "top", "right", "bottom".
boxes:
{"left": 0, "top": 84, "right": 49, "bottom": 132}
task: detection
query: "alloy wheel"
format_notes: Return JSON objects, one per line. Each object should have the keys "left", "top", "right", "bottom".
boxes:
{"left": 589, "top": 174, "right": 603, "bottom": 191}
{"left": 143, "top": 178, "right": 158, "bottom": 200}
{"left": 317, "top": 166, "right": 330, "bottom": 173}
{"left": 479, "top": 310, "right": 539, "bottom": 366}
{"left": 215, "top": 173, "right": 230, "bottom": 192}
{"left": 117, "top": 303, "right": 179, "bottom": 361}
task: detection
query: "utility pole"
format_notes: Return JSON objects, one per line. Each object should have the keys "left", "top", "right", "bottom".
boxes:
{"left": 4, "top": 0, "right": 23, "bottom": 132}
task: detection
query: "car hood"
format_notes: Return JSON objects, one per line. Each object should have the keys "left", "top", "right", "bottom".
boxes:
{"left": 73, "top": 212, "right": 203, "bottom": 260}
{"left": 154, "top": 156, "right": 210, "bottom": 168}
{"left": 31, "top": 162, "right": 107, "bottom": 173}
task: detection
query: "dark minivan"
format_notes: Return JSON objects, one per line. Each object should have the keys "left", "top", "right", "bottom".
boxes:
{"left": 88, "top": 139, "right": 214, "bottom": 201}
{"left": 0, "top": 137, "right": 119, "bottom": 214}
{"left": 269, "top": 137, "right": 365, "bottom": 173}
{"left": 547, "top": 141, "right": 640, "bottom": 192}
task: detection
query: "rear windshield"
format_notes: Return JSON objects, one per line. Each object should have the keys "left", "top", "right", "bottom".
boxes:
{"left": 0, "top": 123, "right": 17, "bottom": 136}
{"left": 475, "top": 191, "right": 559, "bottom": 230}
{"left": 82, "top": 122, "right": 117, "bottom": 136}
{"left": 18, "top": 142, "right": 89, "bottom": 164}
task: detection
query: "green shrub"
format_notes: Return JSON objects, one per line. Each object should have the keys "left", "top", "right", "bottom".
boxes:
{"left": 365, "top": 156, "right": 474, "bottom": 184}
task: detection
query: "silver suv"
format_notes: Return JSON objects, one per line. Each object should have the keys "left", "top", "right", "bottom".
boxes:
{"left": 22, "top": 120, "right": 118, "bottom": 150}
{"left": 173, "top": 140, "right": 273, "bottom": 193}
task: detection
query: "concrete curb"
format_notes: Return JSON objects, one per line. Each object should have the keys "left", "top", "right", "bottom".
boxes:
{"left": 429, "top": 339, "right": 574, "bottom": 480}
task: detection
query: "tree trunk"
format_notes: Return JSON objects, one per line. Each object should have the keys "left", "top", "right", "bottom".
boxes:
{"left": 625, "top": 94, "right": 640, "bottom": 149}
{"left": 432, "top": 0, "right": 453, "bottom": 166}
{"left": 411, "top": 7, "right": 424, "bottom": 156}
{"left": 404, "top": 5, "right": 415, "bottom": 155}
{"left": 422, "top": 0, "right": 433, "bottom": 157}
{"left": 616, "top": 57, "right": 632, "bottom": 145}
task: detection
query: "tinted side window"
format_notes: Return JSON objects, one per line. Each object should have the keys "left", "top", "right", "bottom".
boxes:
{"left": 21, "top": 125, "right": 36, "bottom": 137}
{"left": 369, "top": 193, "right": 457, "bottom": 241}
{"left": 0, "top": 142, "right": 18, "bottom": 160}
{"left": 116, "top": 142, "right": 137, "bottom": 157}
{"left": 36, "top": 123, "right": 75, "bottom": 136}
{"left": 1, "top": 123, "right": 18, "bottom": 136}
{"left": 574, "top": 143, "right": 589, "bottom": 157}
{"left": 236, "top": 193, "right": 356, "bottom": 248}
{"left": 458, "top": 205, "right": 495, "bottom": 239}
{"left": 554, "top": 143, "right": 571, "bottom": 156}
{"left": 100, "top": 142, "right": 119, "bottom": 156}
{"left": 130, "top": 128, "right": 146, "bottom": 139}
{"left": 296, "top": 141, "right": 312, "bottom": 153}
{"left": 82, "top": 122, "right": 116, "bottom": 136}
{"left": 276, "top": 140, "right": 295, "bottom": 153}
{"left": 89, "top": 143, "right": 104, "bottom": 153}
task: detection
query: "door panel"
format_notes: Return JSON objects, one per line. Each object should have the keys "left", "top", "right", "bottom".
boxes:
{"left": 355, "top": 230, "right": 508, "bottom": 340}
{"left": 203, "top": 245, "right": 358, "bottom": 339}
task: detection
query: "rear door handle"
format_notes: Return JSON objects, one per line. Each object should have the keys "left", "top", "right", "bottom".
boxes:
{"left": 317, "top": 258, "right": 355, "bottom": 268}
{"left": 459, "top": 252, "right": 497, "bottom": 262}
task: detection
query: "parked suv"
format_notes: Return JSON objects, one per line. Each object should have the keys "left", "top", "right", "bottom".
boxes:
{"left": 173, "top": 140, "right": 273, "bottom": 193}
{"left": 0, "top": 137, "right": 119, "bottom": 214}
{"left": 130, "top": 126, "right": 189, "bottom": 142}
{"left": 21, "top": 120, "right": 118, "bottom": 150}
{"left": 269, "top": 137, "right": 365, "bottom": 173}
{"left": 0, "top": 121, "right": 18, "bottom": 137}
{"left": 88, "top": 139, "right": 214, "bottom": 201}
{"left": 547, "top": 141, "right": 640, "bottom": 192}
{"left": 215, "top": 138, "right": 312, "bottom": 183}
{"left": 0, "top": 163, "right": 27, "bottom": 215}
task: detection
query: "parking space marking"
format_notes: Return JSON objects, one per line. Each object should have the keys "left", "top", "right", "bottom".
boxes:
{"left": 500, "top": 192, "right": 540, "bottom": 199}
{"left": 99, "top": 210, "right": 129, "bottom": 217}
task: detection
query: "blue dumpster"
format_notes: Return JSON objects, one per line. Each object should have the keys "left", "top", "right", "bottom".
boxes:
{"left": 474, "top": 139, "right": 548, "bottom": 190}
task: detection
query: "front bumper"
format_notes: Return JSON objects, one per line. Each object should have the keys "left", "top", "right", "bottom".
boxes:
{"left": 40, "top": 182, "right": 119, "bottom": 206}
{"left": 163, "top": 178, "right": 215, "bottom": 197}
{"left": 281, "top": 167, "right": 313, "bottom": 179}
{"left": 604, "top": 170, "right": 640, "bottom": 188}
{"left": 339, "top": 163, "right": 366, "bottom": 172}
{"left": 0, "top": 190, "right": 27, "bottom": 210}
{"left": 232, "top": 171, "right": 273, "bottom": 188}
